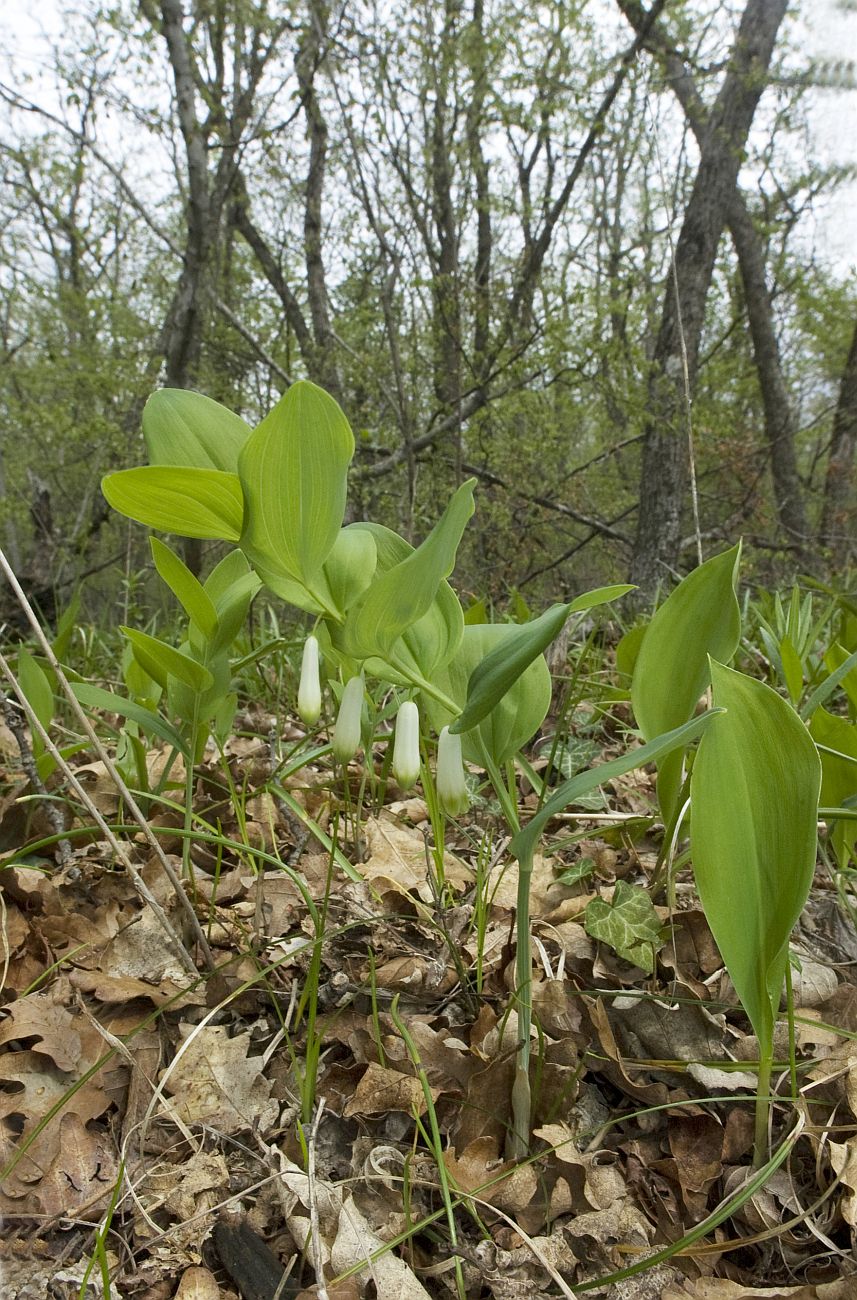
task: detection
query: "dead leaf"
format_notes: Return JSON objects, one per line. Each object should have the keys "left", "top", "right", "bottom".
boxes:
{"left": 344, "top": 1061, "right": 437, "bottom": 1117}
{"left": 163, "top": 1025, "right": 277, "bottom": 1134}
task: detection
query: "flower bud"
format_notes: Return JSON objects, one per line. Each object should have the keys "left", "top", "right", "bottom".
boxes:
{"left": 392, "top": 700, "right": 420, "bottom": 790}
{"left": 437, "top": 725, "right": 469, "bottom": 816}
{"left": 297, "top": 635, "right": 322, "bottom": 726}
{"left": 332, "top": 674, "right": 364, "bottom": 764}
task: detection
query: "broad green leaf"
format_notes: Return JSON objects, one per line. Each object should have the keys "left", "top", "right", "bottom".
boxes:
{"left": 631, "top": 543, "right": 741, "bottom": 822}
{"left": 72, "top": 683, "right": 189, "bottom": 756}
{"left": 615, "top": 622, "right": 647, "bottom": 680}
{"left": 511, "top": 710, "right": 720, "bottom": 867}
{"left": 121, "top": 627, "right": 214, "bottom": 693}
{"left": 324, "top": 527, "right": 378, "bottom": 615}
{"left": 102, "top": 466, "right": 243, "bottom": 541}
{"left": 691, "top": 660, "right": 821, "bottom": 1057}
{"left": 151, "top": 537, "right": 217, "bottom": 639}
{"left": 143, "top": 388, "right": 252, "bottom": 472}
{"left": 342, "top": 479, "right": 475, "bottom": 663}
{"left": 451, "top": 584, "right": 633, "bottom": 735}
{"left": 239, "top": 381, "right": 354, "bottom": 602}
{"left": 584, "top": 881, "right": 669, "bottom": 974}
{"left": 810, "top": 707, "right": 857, "bottom": 867}
{"left": 423, "top": 622, "right": 551, "bottom": 767}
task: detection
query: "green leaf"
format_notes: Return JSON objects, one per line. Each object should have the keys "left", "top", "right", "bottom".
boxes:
{"left": 239, "top": 380, "right": 354, "bottom": 604}
{"left": 102, "top": 466, "right": 243, "bottom": 541}
{"left": 691, "top": 660, "right": 821, "bottom": 1056}
{"left": 451, "top": 584, "right": 633, "bottom": 736}
{"left": 423, "top": 622, "right": 552, "bottom": 767}
{"left": 324, "top": 526, "right": 378, "bottom": 615}
{"left": 150, "top": 537, "right": 218, "bottom": 639}
{"left": 17, "top": 647, "right": 53, "bottom": 735}
{"left": 72, "top": 683, "right": 189, "bottom": 756}
{"left": 342, "top": 479, "right": 475, "bottom": 663}
{"left": 120, "top": 628, "right": 214, "bottom": 693}
{"left": 350, "top": 522, "right": 463, "bottom": 684}
{"left": 143, "top": 388, "right": 252, "bottom": 472}
{"left": 584, "top": 881, "right": 669, "bottom": 974}
{"left": 511, "top": 710, "right": 720, "bottom": 868}
{"left": 809, "top": 643, "right": 857, "bottom": 717}
{"left": 203, "top": 550, "right": 262, "bottom": 653}
{"left": 779, "top": 635, "right": 804, "bottom": 704}
{"left": 631, "top": 543, "right": 741, "bottom": 823}
{"left": 810, "top": 707, "right": 857, "bottom": 867}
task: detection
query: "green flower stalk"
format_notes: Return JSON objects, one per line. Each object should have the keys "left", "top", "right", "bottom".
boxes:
{"left": 332, "top": 673, "right": 364, "bottom": 764}
{"left": 392, "top": 700, "right": 421, "bottom": 790}
{"left": 297, "top": 634, "right": 322, "bottom": 726}
{"left": 436, "top": 725, "right": 469, "bottom": 815}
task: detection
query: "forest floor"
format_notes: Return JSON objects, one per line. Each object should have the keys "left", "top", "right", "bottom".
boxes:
{"left": 1, "top": 690, "right": 857, "bottom": 1299}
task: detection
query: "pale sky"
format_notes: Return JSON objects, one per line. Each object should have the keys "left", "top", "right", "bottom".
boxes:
{"left": 1, "top": 0, "right": 855, "bottom": 276}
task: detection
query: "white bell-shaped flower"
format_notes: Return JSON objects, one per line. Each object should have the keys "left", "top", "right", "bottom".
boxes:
{"left": 297, "top": 634, "right": 322, "bottom": 726}
{"left": 332, "top": 674, "right": 364, "bottom": 763}
{"left": 392, "top": 700, "right": 421, "bottom": 790}
{"left": 437, "top": 725, "right": 469, "bottom": 815}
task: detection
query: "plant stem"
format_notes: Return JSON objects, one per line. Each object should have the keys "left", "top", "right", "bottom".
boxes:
{"left": 753, "top": 1050, "right": 773, "bottom": 1169}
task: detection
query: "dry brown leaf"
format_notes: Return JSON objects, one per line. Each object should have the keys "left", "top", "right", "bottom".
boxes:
{"left": 329, "top": 1192, "right": 432, "bottom": 1299}
{"left": 360, "top": 814, "right": 471, "bottom": 900}
{"left": 344, "top": 1061, "right": 438, "bottom": 1117}
{"left": 663, "top": 1282, "right": 857, "bottom": 1299}
{"left": 163, "top": 1024, "right": 277, "bottom": 1134}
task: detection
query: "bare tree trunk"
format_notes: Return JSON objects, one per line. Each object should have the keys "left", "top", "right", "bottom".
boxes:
{"left": 820, "top": 318, "right": 857, "bottom": 566}
{"left": 628, "top": 0, "right": 788, "bottom": 594}
{"left": 618, "top": 0, "right": 808, "bottom": 556}
{"left": 296, "top": 0, "right": 342, "bottom": 401}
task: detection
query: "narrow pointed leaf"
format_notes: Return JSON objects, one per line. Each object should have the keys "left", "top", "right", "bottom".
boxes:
{"left": 121, "top": 627, "right": 213, "bottom": 693}
{"left": 691, "top": 661, "right": 821, "bottom": 1054}
{"left": 150, "top": 538, "right": 217, "bottom": 638}
{"left": 102, "top": 466, "right": 243, "bottom": 540}
{"left": 239, "top": 380, "right": 354, "bottom": 597}
{"left": 143, "top": 388, "right": 252, "bottom": 472}
{"left": 451, "top": 584, "right": 633, "bottom": 735}
{"left": 802, "top": 645, "right": 857, "bottom": 719}
{"left": 423, "top": 622, "right": 552, "bottom": 767}
{"left": 72, "top": 683, "right": 189, "bottom": 756}
{"left": 342, "top": 479, "right": 475, "bottom": 663}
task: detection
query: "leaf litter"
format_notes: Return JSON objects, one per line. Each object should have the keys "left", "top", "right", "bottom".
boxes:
{"left": 1, "top": 708, "right": 857, "bottom": 1298}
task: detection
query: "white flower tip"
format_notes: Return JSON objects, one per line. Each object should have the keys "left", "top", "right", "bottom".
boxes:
{"left": 298, "top": 635, "right": 322, "bottom": 726}
{"left": 437, "top": 725, "right": 469, "bottom": 816}
{"left": 392, "top": 700, "right": 421, "bottom": 790}
{"left": 332, "top": 673, "right": 364, "bottom": 764}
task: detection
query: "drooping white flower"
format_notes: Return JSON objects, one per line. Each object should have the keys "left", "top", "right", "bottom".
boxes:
{"left": 332, "top": 673, "right": 364, "bottom": 763}
{"left": 437, "top": 725, "right": 469, "bottom": 816}
{"left": 392, "top": 700, "right": 421, "bottom": 790}
{"left": 297, "top": 634, "right": 322, "bottom": 726}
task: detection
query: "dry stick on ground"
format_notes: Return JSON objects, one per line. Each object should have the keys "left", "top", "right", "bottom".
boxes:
{"left": 1, "top": 690, "right": 72, "bottom": 865}
{"left": 0, "top": 545, "right": 214, "bottom": 971}
{"left": 0, "top": 649, "right": 200, "bottom": 977}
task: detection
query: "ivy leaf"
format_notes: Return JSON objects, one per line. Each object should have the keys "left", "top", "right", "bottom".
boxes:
{"left": 584, "top": 881, "right": 669, "bottom": 974}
